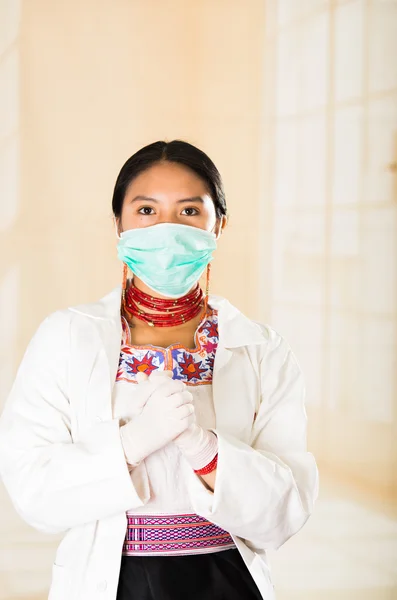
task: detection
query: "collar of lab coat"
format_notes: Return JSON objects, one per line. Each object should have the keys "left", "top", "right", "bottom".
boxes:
{"left": 69, "top": 285, "right": 267, "bottom": 350}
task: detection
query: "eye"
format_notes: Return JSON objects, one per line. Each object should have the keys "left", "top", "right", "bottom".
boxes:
{"left": 181, "top": 207, "right": 199, "bottom": 216}
{"left": 137, "top": 206, "right": 155, "bottom": 215}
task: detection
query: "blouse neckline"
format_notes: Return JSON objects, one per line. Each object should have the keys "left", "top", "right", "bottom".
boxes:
{"left": 120, "top": 306, "right": 218, "bottom": 353}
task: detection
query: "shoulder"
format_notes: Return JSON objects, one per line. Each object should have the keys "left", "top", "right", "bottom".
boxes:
{"left": 31, "top": 309, "right": 71, "bottom": 341}
{"left": 30, "top": 285, "right": 122, "bottom": 343}
{"left": 24, "top": 309, "right": 72, "bottom": 362}
{"left": 209, "top": 293, "right": 299, "bottom": 361}
{"left": 252, "top": 320, "right": 288, "bottom": 349}
{"left": 27, "top": 301, "right": 99, "bottom": 356}
{"left": 252, "top": 320, "right": 302, "bottom": 375}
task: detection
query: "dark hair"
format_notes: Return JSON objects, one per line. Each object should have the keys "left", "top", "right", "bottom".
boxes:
{"left": 112, "top": 140, "right": 228, "bottom": 220}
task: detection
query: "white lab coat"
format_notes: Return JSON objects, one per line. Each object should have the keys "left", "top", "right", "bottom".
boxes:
{"left": 0, "top": 285, "right": 319, "bottom": 600}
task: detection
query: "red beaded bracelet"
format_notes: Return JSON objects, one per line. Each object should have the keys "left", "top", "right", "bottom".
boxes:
{"left": 194, "top": 453, "right": 218, "bottom": 476}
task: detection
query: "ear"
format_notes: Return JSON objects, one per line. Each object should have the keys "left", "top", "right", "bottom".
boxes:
{"left": 114, "top": 217, "right": 122, "bottom": 239}
{"left": 214, "top": 215, "right": 227, "bottom": 239}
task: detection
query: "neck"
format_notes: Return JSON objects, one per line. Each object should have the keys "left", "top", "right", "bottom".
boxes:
{"left": 123, "top": 276, "right": 206, "bottom": 329}
{"left": 130, "top": 276, "right": 197, "bottom": 301}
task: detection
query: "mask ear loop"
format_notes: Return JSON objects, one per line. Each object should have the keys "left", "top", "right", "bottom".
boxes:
{"left": 201, "top": 219, "right": 217, "bottom": 321}
{"left": 203, "top": 216, "right": 220, "bottom": 318}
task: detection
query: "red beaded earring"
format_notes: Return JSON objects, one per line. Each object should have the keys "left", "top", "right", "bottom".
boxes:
{"left": 202, "top": 263, "right": 211, "bottom": 319}
{"left": 122, "top": 263, "right": 128, "bottom": 305}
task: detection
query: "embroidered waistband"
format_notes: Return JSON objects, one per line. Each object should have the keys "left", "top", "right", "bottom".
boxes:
{"left": 123, "top": 513, "right": 236, "bottom": 556}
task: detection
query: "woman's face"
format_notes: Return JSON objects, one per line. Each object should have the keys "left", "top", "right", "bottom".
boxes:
{"left": 116, "top": 161, "right": 226, "bottom": 238}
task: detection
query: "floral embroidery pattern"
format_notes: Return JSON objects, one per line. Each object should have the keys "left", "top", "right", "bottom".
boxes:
{"left": 175, "top": 354, "right": 208, "bottom": 382}
{"left": 125, "top": 353, "right": 158, "bottom": 377}
{"left": 116, "top": 309, "right": 219, "bottom": 386}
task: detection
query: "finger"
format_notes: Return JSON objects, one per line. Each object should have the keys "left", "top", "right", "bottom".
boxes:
{"left": 184, "top": 413, "right": 196, "bottom": 427}
{"left": 136, "top": 372, "right": 149, "bottom": 384}
{"left": 149, "top": 370, "right": 173, "bottom": 381}
{"left": 175, "top": 403, "right": 196, "bottom": 421}
{"left": 176, "top": 390, "right": 193, "bottom": 406}
{"left": 149, "top": 379, "right": 186, "bottom": 400}
{"left": 168, "top": 391, "right": 194, "bottom": 408}
{"left": 136, "top": 371, "right": 180, "bottom": 397}
{"left": 172, "top": 414, "right": 196, "bottom": 438}
{"left": 146, "top": 371, "right": 176, "bottom": 392}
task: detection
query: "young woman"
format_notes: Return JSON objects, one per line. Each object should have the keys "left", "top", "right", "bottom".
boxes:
{"left": 0, "top": 140, "right": 319, "bottom": 600}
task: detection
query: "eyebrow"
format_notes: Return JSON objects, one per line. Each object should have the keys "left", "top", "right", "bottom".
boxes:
{"left": 130, "top": 195, "right": 204, "bottom": 204}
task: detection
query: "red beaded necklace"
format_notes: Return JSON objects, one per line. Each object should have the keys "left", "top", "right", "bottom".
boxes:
{"left": 123, "top": 280, "right": 205, "bottom": 328}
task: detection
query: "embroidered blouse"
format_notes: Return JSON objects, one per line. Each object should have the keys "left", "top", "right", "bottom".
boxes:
{"left": 112, "top": 306, "right": 236, "bottom": 556}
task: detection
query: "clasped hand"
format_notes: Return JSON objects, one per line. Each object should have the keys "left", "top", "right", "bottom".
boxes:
{"left": 119, "top": 370, "right": 194, "bottom": 466}
{"left": 119, "top": 370, "right": 218, "bottom": 472}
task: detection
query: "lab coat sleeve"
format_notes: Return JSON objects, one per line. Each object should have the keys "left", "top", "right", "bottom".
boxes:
{"left": 184, "top": 329, "right": 319, "bottom": 551}
{"left": 0, "top": 311, "right": 148, "bottom": 535}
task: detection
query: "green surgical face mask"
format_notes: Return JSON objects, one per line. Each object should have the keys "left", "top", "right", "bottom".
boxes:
{"left": 117, "top": 222, "right": 217, "bottom": 298}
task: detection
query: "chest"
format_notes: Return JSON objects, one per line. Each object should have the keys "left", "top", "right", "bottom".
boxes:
{"left": 126, "top": 310, "right": 204, "bottom": 351}
{"left": 118, "top": 320, "right": 217, "bottom": 385}
{"left": 68, "top": 316, "right": 261, "bottom": 443}
{"left": 129, "top": 327, "right": 197, "bottom": 352}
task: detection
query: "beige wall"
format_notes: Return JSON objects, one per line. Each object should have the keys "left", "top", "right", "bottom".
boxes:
{"left": 262, "top": 0, "right": 397, "bottom": 506}
{"left": 16, "top": 0, "right": 265, "bottom": 324}
{"left": 1, "top": 0, "right": 267, "bottom": 400}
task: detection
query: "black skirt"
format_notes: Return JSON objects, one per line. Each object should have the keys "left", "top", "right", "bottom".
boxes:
{"left": 116, "top": 549, "right": 263, "bottom": 600}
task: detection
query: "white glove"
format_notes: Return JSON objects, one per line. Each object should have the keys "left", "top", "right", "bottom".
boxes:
{"left": 120, "top": 371, "right": 195, "bottom": 466}
{"left": 173, "top": 424, "right": 218, "bottom": 472}
{"left": 113, "top": 371, "right": 170, "bottom": 425}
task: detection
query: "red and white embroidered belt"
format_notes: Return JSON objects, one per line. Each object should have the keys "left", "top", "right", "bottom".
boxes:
{"left": 123, "top": 513, "right": 236, "bottom": 556}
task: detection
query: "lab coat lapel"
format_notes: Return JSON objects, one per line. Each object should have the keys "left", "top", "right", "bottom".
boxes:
{"left": 202, "top": 294, "right": 267, "bottom": 436}
{"left": 69, "top": 287, "right": 122, "bottom": 422}
{"left": 97, "top": 316, "right": 122, "bottom": 399}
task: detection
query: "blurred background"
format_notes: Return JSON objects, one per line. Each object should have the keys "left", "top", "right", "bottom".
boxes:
{"left": 0, "top": 0, "right": 396, "bottom": 598}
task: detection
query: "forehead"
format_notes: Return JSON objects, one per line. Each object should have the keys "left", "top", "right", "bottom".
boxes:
{"left": 126, "top": 162, "right": 209, "bottom": 198}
